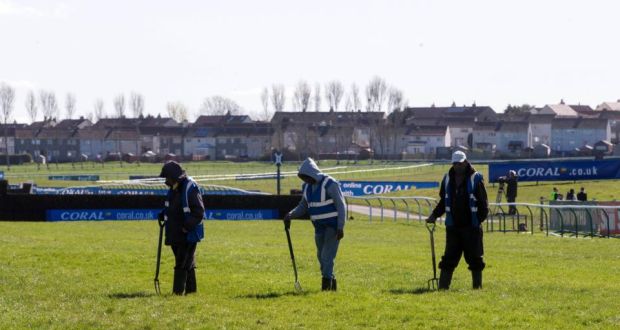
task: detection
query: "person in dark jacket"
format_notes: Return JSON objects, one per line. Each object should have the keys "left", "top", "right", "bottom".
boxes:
{"left": 426, "top": 151, "right": 488, "bottom": 290}
{"left": 505, "top": 170, "right": 518, "bottom": 215}
{"left": 159, "top": 161, "right": 205, "bottom": 295}
{"left": 566, "top": 189, "right": 576, "bottom": 201}
{"left": 577, "top": 187, "right": 587, "bottom": 201}
{"left": 284, "top": 158, "right": 347, "bottom": 291}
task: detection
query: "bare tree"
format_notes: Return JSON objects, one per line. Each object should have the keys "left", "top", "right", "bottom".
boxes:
{"left": 351, "top": 83, "right": 362, "bottom": 111}
{"left": 25, "top": 90, "right": 38, "bottom": 123}
{"left": 113, "top": 94, "right": 125, "bottom": 118}
{"left": 344, "top": 95, "right": 354, "bottom": 112}
{"left": 260, "top": 87, "right": 272, "bottom": 121}
{"left": 130, "top": 92, "right": 145, "bottom": 118}
{"left": 270, "top": 84, "right": 286, "bottom": 112}
{"left": 93, "top": 99, "right": 105, "bottom": 121}
{"left": 387, "top": 87, "right": 405, "bottom": 113}
{"left": 325, "top": 80, "right": 344, "bottom": 111}
{"left": 365, "top": 76, "right": 388, "bottom": 112}
{"left": 292, "top": 80, "right": 312, "bottom": 112}
{"left": 167, "top": 101, "right": 189, "bottom": 122}
{"left": 1, "top": 83, "right": 15, "bottom": 167}
{"left": 65, "top": 93, "right": 76, "bottom": 119}
{"left": 200, "top": 95, "right": 243, "bottom": 115}
{"left": 314, "top": 83, "right": 321, "bottom": 112}
{"left": 39, "top": 90, "right": 58, "bottom": 120}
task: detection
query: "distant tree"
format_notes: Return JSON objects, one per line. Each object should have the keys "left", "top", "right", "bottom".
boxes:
{"left": 260, "top": 87, "right": 272, "bottom": 121}
{"left": 167, "top": 101, "right": 189, "bottom": 122}
{"left": 365, "top": 76, "right": 388, "bottom": 112}
{"left": 387, "top": 87, "right": 405, "bottom": 113}
{"left": 39, "top": 90, "right": 58, "bottom": 120}
{"left": 113, "top": 94, "right": 125, "bottom": 118}
{"left": 93, "top": 99, "right": 105, "bottom": 121}
{"left": 344, "top": 94, "right": 354, "bottom": 112}
{"left": 351, "top": 83, "right": 362, "bottom": 111}
{"left": 200, "top": 95, "right": 243, "bottom": 115}
{"left": 1, "top": 83, "right": 15, "bottom": 167}
{"left": 313, "top": 83, "right": 321, "bottom": 112}
{"left": 65, "top": 93, "right": 76, "bottom": 119}
{"left": 130, "top": 92, "right": 144, "bottom": 118}
{"left": 270, "top": 84, "right": 286, "bottom": 112}
{"left": 293, "top": 80, "right": 312, "bottom": 112}
{"left": 505, "top": 104, "right": 533, "bottom": 115}
{"left": 25, "top": 90, "right": 38, "bottom": 123}
{"left": 325, "top": 80, "right": 344, "bottom": 111}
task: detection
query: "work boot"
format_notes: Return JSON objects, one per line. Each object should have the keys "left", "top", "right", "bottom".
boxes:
{"left": 472, "top": 271, "right": 482, "bottom": 289}
{"left": 321, "top": 277, "right": 331, "bottom": 291}
{"left": 173, "top": 269, "right": 188, "bottom": 295}
{"left": 438, "top": 270, "right": 453, "bottom": 290}
{"left": 185, "top": 268, "right": 197, "bottom": 294}
{"left": 329, "top": 278, "right": 337, "bottom": 291}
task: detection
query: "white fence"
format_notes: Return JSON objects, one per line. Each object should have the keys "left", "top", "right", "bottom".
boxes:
{"left": 345, "top": 196, "right": 620, "bottom": 238}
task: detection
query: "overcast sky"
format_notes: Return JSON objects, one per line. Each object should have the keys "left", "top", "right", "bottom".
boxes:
{"left": 1, "top": 0, "right": 619, "bottom": 123}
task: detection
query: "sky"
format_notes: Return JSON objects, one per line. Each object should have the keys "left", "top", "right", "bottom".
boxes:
{"left": 1, "top": 0, "right": 619, "bottom": 123}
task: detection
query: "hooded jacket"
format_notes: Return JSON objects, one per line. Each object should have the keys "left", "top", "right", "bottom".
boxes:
{"left": 431, "top": 162, "right": 488, "bottom": 227}
{"left": 288, "top": 158, "right": 347, "bottom": 230}
{"left": 159, "top": 161, "right": 205, "bottom": 245}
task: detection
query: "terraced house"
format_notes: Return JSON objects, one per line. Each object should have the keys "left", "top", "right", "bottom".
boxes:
{"left": 6, "top": 99, "right": 620, "bottom": 162}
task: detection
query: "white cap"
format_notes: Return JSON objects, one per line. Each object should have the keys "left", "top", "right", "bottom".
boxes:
{"left": 451, "top": 151, "right": 467, "bottom": 163}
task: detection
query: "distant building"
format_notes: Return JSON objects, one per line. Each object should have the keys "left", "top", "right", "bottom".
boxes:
{"left": 191, "top": 113, "right": 272, "bottom": 160}
{"left": 400, "top": 125, "right": 450, "bottom": 154}
{"left": 271, "top": 111, "right": 384, "bottom": 159}
{"left": 495, "top": 122, "right": 532, "bottom": 155}
{"left": 0, "top": 123, "right": 27, "bottom": 155}
{"left": 397, "top": 104, "right": 497, "bottom": 149}
{"left": 536, "top": 103, "right": 579, "bottom": 117}
{"left": 472, "top": 122, "right": 499, "bottom": 152}
{"left": 184, "top": 126, "right": 216, "bottom": 160}
{"left": 551, "top": 118, "right": 610, "bottom": 153}
{"left": 595, "top": 100, "right": 620, "bottom": 111}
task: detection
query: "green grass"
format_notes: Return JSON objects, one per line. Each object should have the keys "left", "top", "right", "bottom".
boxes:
{"left": 5, "top": 160, "right": 618, "bottom": 204}
{"left": 1, "top": 219, "right": 619, "bottom": 329}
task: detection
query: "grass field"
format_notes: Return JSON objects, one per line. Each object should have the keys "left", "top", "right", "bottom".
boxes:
{"left": 1, "top": 218, "right": 619, "bottom": 329}
{"left": 4, "top": 160, "right": 620, "bottom": 203}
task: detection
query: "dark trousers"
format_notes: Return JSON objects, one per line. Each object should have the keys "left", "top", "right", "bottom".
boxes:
{"left": 439, "top": 226, "right": 485, "bottom": 272}
{"left": 171, "top": 243, "right": 197, "bottom": 293}
{"left": 507, "top": 196, "right": 517, "bottom": 215}
{"left": 171, "top": 243, "right": 197, "bottom": 270}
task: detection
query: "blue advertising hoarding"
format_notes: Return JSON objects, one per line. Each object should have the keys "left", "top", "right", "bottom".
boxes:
{"left": 339, "top": 180, "right": 439, "bottom": 196}
{"left": 47, "top": 209, "right": 160, "bottom": 221}
{"left": 35, "top": 187, "right": 167, "bottom": 195}
{"left": 47, "top": 208, "right": 280, "bottom": 221}
{"left": 489, "top": 159, "right": 620, "bottom": 182}
{"left": 205, "top": 209, "right": 279, "bottom": 220}
{"left": 48, "top": 175, "right": 100, "bottom": 181}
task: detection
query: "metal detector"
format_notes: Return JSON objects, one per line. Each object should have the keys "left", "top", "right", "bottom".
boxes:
{"left": 154, "top": 213, "right": 166, "bottom": 295}
{"left": 285, "top": 227, "right": 303, "bottom": 292}
{"left": 426, "top": 221, "right": 439, "bottom": 290}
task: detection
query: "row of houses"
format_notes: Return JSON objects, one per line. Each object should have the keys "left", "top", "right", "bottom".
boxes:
{"left": 1, "top": 100, "right": 620, "bottom": 162}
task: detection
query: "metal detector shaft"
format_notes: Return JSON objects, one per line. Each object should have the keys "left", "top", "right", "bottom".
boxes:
{"left": 429, "top": 225, "right": 437, "bottom": 279}
{"left": 285, "top": 228, "right": 299, "bottom": 283}
{"left": 154, "top": 218, "right": 165, "bottom": 295}
{"left": 426, "top": 222, "right": 439, "bottom": 290}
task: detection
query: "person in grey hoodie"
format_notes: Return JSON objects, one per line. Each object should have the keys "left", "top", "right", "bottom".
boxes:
{"left": 284, "top": 158, "right": 347, "bottom": 291}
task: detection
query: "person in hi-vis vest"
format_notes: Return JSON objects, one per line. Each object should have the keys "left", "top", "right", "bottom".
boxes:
{"left": 159, "top": 161, "right": 205, "bottom": 295}
{"left": 284, "top": 158, "right": 347, "bottom": 291}
{"left": 426, "top": 151, "right": 489, "bottom": 289}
